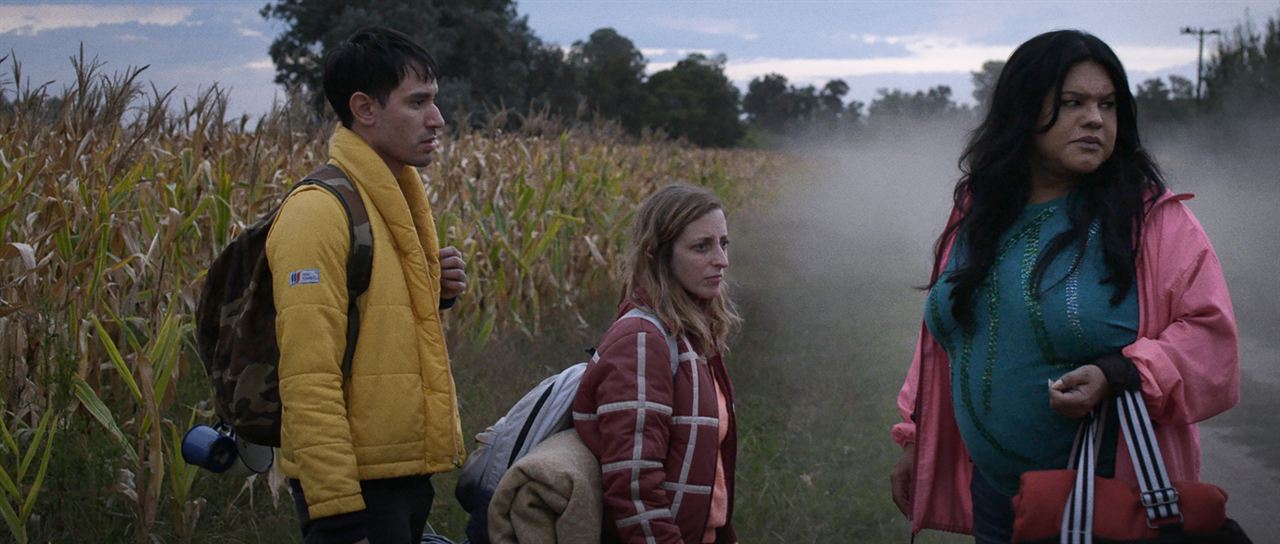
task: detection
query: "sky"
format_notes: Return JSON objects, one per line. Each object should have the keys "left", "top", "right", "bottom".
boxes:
{"left": 1, "top": 1, "right": 1276, "bottom": 118}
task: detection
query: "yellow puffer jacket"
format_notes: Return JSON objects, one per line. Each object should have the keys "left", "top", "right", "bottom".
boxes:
{"left": 266, "top": 126, "right": 464, "bottom": 519}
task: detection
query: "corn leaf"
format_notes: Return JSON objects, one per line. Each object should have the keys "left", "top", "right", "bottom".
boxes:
{"left": 0, "top": 498, "right": 24, "bottom": 544}
{"left": 165, "top": 418, "right": 198, "bottom": 503}
{"left": 15, "top": 411, "right": 51, "bottom": 483}
{"left": 72, "top": 376, "right": 138, "bottom": 463}
{"left": 147, "top": 312, "right": 183, "bottom": 403}
{"left": 90, "top": 315, "right": 143, "bottom": 405}
{"left": 0, "top": 420, "right": 18, "bottom": 461}
{"left": 0, "top": 467, "right": 19, "bottom": 502}
{"left": 18, "top": 422, "right": 54, "bottom": 521}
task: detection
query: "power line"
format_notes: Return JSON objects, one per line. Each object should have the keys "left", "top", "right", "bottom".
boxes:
{"left": 1181, "top": 26, "right": 1221, "bottom": 102}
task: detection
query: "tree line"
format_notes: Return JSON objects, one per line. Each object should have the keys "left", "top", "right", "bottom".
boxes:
{"left": 1136, "top": 13, "right": 1280, "bottom": 127}
{"left": 252, "top": 2, "right": 1279, "bottom": 147}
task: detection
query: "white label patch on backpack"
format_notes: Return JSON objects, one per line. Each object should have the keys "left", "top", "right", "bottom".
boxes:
{"left": 288, "top": 269, "right": 320, "bottom": 286}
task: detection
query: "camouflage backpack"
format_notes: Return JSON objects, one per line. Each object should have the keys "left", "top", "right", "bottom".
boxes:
{"left": 195, "top": 164, "right": 373, "bottom": 447}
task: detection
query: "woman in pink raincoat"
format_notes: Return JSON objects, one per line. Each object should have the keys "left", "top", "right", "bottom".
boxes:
{"left": 889, "top": 30, "right": 1239, "bottom": 543}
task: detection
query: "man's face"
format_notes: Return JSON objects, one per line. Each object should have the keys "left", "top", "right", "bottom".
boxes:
{"left": 363, "top": 73, "right": 445, "bottom": 172}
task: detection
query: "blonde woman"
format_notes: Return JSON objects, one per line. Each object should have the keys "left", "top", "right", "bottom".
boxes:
{"left": 573, "top": 184, "right": 742, "bottom": 544}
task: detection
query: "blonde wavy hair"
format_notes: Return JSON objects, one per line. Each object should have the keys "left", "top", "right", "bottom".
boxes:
{"left": 623, "top": 184, "right": 742, "bottom": 355}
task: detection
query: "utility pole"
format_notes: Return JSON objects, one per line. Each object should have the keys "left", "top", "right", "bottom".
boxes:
{"left": 1181, "top": 26, "right": 1221, "bottom": 102}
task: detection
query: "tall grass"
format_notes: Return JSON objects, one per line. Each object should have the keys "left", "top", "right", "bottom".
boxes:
{"left": 0, "top": 54, "right": 779, "bottom": 541}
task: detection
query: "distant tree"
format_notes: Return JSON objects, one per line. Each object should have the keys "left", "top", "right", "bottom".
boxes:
{"left": 1137, "top": 77, "right": 1171, "bottom": 101}
{"left": 1136, "top": 75, "right": 1195, "bottom": 124}
{"left": 742, "top": 73, "right": 791, "bottom": 132}
{"left": 1204, "top": 10, "right": 1280, "bottom": 114}
{"left": 868, "top": 85, "right": 960, "bottom": 119}
{"left": 787, "top": 84, "right": 819, "bottom": 126}
{"left": 816, "top": 79, "right": 849, "bottom": 126}
{"left": 744, "top": 76, "right": 865, "bottom": 135}
{"left": 260, "top": 0, "right": 556, "bottom": 119}
{"left": 971, "top": 60, "right": 1005, "bottom": 112}
{"left": 843, "top": 100, "right": 866, "bottom": 127}
{"left": 1168, "top": 74, "right": 1196, "bottom": 102}
{"left": 525, "top": 42, "right": 583, "bottom": 120}
{"left": 645, "top": 53, "right": 743, "bottom": 147}
{"left": 569, "top": 28, "right": 648, "bottom": 133}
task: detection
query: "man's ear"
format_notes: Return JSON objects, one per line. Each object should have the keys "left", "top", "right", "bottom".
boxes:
{"left": 349, "top": 92, "right": 378, "bottom": 128}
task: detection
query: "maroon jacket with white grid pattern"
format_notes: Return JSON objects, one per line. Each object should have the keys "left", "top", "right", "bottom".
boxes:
{"left": 573, "top": 298, "right": 738, "bottom": 544}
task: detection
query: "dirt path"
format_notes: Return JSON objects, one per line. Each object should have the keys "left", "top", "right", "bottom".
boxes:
{"left": 1200, "top": 424, "right": 1280, "bottom": 535}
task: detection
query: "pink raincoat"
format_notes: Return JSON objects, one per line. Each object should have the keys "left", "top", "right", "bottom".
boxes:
{"left": 892, "top": 191, "right": 1240, "bottom": 535}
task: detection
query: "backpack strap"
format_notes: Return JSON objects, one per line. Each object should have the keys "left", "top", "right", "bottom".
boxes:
{"left": 290, "top": 164, "right": 373, "bottom": 379}
{"left": 620, "top": 308, "right": 681, "bottom": 377}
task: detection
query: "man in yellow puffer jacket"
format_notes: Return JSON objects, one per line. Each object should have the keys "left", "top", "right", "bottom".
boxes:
{"left": 265, "top": 27, "right": 467, "bottom": 544}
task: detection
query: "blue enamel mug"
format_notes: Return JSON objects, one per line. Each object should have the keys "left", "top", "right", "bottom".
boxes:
{"left": 181, "top": 423, "right": 237, "bottom": 473}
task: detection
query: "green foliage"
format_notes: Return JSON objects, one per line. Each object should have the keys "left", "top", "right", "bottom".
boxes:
{"left": 743, "top": 73, "right": 874, "bottom": 139}
{"left": 818, "top": 79, "right": 853, "bottom": 127}
{"left": 569, "top": 28, "right": 649, "bottom": 133}
{"left": 867, "top": 85, "right": 963, "bottom": 120}
{"left": 524, "top": 43, "right": 583, "bottom": 121}
{"left": 742, "top": 73, "right": 792, "bottom": 132}
{"left": 0, "top": 409, "right": 58, "bottom": 544}
{"left": 1135, "top": 75, "right": 1196, "bottom": 125}
{"left": 258, "top": 6, "right": 755, "bottom": 148}
{"left": 1204, "top": 10, "right": 1280, "bottom": 115}
{"left": 787, "top": 83, "right": 819, "bottom": 125}
{"left": 260, "top": 0, "right": 549, "bottom": 118}
{"left": 970, "top": 60, "right": 1005, "bottom": 113}
{"left": 644, "top": 53, "right": 745, "bottom": 147}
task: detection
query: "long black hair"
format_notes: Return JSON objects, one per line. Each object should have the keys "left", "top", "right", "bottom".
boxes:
{"left": 935, "top": 30, "right": 1166, "bottom": 327}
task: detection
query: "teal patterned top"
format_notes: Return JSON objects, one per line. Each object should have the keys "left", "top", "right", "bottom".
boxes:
{"left": 925, "top": 195, "right": 1139, "bottom": 496}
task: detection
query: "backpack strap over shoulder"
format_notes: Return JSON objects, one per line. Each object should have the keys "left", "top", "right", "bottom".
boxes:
{"left": 290, "top": 164, "right": 373, "bottom": 379}
{"left": 620, "top": 308, "right": 681, "bottom": 377}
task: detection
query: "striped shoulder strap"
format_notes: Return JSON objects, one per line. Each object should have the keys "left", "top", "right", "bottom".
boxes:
{"left": 289, "top": 164, "right": 372, "bottom": 379}
{"left": 619, "top": 308, "right": 682, "bottom": 377}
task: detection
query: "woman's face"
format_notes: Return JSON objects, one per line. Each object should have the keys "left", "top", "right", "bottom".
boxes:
{"left": 671, "top": 209, "right": 729, "bottom": 301}
{"left": 1032, "top": 60, "right": 1118, "bottom": 181}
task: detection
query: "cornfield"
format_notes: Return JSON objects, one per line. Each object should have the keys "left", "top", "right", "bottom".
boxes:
{"left": 0, "top": 55, "right": 781, "bottom": 542}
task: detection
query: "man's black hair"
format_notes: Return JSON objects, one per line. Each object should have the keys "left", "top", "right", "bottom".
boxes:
{"left": 323, "top": 26, "right": 440, "bottom": 128}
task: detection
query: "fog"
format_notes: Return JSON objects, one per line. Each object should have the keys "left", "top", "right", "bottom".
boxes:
{"left": 728, "top": 113, "right": 1279, "bottom": 539}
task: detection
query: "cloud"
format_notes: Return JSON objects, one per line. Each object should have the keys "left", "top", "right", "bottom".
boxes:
{"left": 244, "top": 60, "right": 274, "bottom": 71}
{"left": 1109, "top": 45, "right": 1198, "bottom": 72}
{"left": 657, "top": 17, "right": 758, "bottom": 41}
{"left": 724, "top": 34, "right": 1197, "bottom": 87}
{"left": 677, "top": 48, "right": 716, "bottom": 57}
{"left": 641, "top": 47, "right": 718, "bottom": 59}
{"left": 0, "top": 4, "right": 194, "bottom": 35}
{"left": 237, "top": 28, "right": 265, "bottom": 39}
{"left": 115, "top": 33, "right": 146, "bottom": 42}
{"left": 648, "top": 61, "right": 676, "bottom": 73}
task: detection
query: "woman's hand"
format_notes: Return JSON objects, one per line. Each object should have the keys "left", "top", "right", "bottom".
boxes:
{"left": 1049, "top": 365, "right": 1109, "bottom": 419}
{"left": 890, "top": 442, "right": 915, "bottom": 517}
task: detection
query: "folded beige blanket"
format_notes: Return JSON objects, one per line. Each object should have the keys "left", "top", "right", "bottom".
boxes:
{"left": 488, "top": 430, "right": 602, "bottom": 544}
